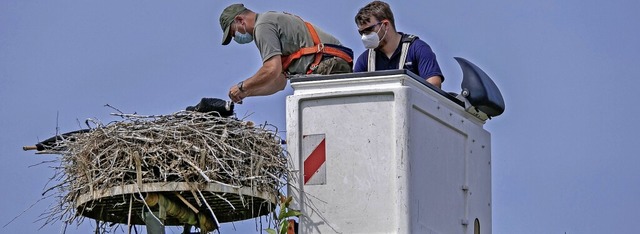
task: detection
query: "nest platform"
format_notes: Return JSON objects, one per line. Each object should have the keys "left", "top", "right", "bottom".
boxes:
{"left": 32, "top": 111, "right": 288, "bottom": 231}
{"left": 76, "top": 182, "right": 276, "bottom": 226}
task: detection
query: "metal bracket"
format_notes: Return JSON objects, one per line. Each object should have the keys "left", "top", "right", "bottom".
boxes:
{"left": 455, "top": 94, "right": 490, "bottom": 121}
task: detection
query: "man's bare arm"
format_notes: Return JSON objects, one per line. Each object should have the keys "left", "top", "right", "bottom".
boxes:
{"left": 228, "top": 55, "right": 287, "bottom": 103}
{"left": 426, "top": 75, "right": 442, "bottom": 89}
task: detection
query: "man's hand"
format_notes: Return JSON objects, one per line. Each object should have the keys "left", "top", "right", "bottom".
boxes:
{"left": 228, "top": 82, "right": 247, "bottom": 103}
{"left": 227, "top": 56, "right": 286, "bottom": 103}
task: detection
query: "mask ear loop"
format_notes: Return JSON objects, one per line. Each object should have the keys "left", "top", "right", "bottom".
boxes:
{"left": 234, "top": 17, "right": 245, "bottom": 34}
{"left": 379, "top": 21, "right": 389, "bottom": 41}
{"left": 232, "top": 22, "right": 236, "bottom": 36}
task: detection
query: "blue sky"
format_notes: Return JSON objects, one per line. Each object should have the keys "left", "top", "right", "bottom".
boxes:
{"left": 2, "top": 1, "right": 639, "bottom": 233}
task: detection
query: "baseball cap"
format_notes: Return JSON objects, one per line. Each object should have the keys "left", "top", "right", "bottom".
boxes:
{"left": 220, "top": 3, "right": 248, "bottom": 45}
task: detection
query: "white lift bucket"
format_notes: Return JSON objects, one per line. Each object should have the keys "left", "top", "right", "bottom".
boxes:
{"left": 286, "top": 70, "right": 492, "bottom": 234}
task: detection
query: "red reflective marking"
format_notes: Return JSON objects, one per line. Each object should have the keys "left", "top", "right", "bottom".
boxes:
{"left": 304, "top": 138, "right": 326, "bottom": 184}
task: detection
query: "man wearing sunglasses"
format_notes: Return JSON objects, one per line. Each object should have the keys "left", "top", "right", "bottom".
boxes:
{"left": 220, "top": 4, "right": 354, "bottom": 104}
{"left": 354, "top": 1, "right": 443, "bottom": 88}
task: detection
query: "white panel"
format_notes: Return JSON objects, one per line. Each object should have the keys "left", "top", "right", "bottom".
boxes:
{"left": 299, "top": 94, "right": 397, "bottom": 234}
{"left": 409, "top": 104, "right": 466, "bottom": 234}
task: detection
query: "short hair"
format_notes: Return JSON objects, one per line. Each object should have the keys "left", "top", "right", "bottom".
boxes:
{"left": 355, "top": 1, "right": 396, "bottom": 29}
{"left": 238, "top": 9, "right": 251, "bottom": 17}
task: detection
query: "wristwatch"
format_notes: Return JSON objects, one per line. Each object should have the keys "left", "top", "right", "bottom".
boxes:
{"left": 237, "top": 81, "right": 245, "bottom": 92}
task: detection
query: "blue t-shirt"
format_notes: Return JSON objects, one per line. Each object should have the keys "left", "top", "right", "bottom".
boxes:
{"left": 354, "top": 33, "right": 444, "bottom": 81}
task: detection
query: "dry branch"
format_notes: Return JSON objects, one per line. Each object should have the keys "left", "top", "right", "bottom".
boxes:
{"left": 35, "top": 111, "right": 288, "bottom": 233}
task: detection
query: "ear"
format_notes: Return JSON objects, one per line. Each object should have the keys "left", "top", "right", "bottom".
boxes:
{"left": 234, "top": 15, "right": 244, "bottom": 23}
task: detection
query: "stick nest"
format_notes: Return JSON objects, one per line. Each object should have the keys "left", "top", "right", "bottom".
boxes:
{"left": 39, "top": 111, "right": 288, "bottom": 231}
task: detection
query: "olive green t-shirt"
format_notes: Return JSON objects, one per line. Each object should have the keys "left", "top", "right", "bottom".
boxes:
{"left": 253, "top": 11, "right": 343, "bottom": 75}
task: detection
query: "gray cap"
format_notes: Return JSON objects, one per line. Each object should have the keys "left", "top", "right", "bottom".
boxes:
{"left": 219, "top": 3, "right": 247, "bottom": 45}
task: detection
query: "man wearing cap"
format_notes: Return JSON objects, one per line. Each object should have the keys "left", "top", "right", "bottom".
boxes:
{"left": 220, "top": 3, "right": 354, "bottom": 103}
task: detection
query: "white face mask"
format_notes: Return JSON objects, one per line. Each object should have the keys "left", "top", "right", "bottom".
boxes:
{"left": 361, "top": 23, "right": 387, "bottom": 49}
{"left": 361, "top": 32, "right": 380, "bottom": 49}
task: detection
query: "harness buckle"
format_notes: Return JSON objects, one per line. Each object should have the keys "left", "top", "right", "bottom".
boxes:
{"left": 317, "top": 43, "right": 325, "bottom": 52}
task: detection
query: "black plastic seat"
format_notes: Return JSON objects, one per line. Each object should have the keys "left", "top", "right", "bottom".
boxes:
{"left": 454, "top": 57, "right": 505, "bottom": 117}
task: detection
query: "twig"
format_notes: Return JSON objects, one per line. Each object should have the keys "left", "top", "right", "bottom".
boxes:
{"left": 28, "top": 111, "right": 289, "bottom": 232}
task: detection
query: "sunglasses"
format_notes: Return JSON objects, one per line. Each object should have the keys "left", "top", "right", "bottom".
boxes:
{"left": 358, "top": 22, "right": 382, "bottom": 35}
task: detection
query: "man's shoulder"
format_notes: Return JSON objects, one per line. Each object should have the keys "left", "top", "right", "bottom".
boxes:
{"left": 256, "top": 11, "right": 306, "bottom": 33}
{"left": 404, "top": 35, "right": 432, "bottom": 51}
{"left": 355, "top": 49, "right": 374, "bottom": 61}
{"left": 259, "top": 11, "right": 300, "bottom": 21}
{"left": 401, "top": 33, "right": 419, "bottom": 43}
{"left": 353, "top": 49, "right": 371, "bottom": 72}
{"left": 261, "top": 11, "right": 285, "bottom": 16}
{"left": 257, "top": 11, "right": 280, "bottom": 22}
{"left": 398, "top": 32, "right": 429, "bottom": 46}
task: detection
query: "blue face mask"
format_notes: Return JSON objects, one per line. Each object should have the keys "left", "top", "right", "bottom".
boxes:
{"left": 233, "top": 23, "right": 253, "bottom": 44}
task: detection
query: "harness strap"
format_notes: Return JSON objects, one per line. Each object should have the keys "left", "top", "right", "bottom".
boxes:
{"left": 367, "top": 34, "right": 417, "bottom": 72}
{"left": 367, "top": 48, "right": 376, "bottom": 72}
{"left": 281, "top": 20, "right": 353, "bottom": 74}
{"left": 398, "top": 34, "right": 416, "bottom": 70}
{"left": 304, "top": 22, "right": 323, "bottom": 73}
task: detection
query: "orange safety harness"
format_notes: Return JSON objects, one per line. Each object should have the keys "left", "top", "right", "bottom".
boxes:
{"left": 281, "top": 21, "right": 353, "bottom": 74}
